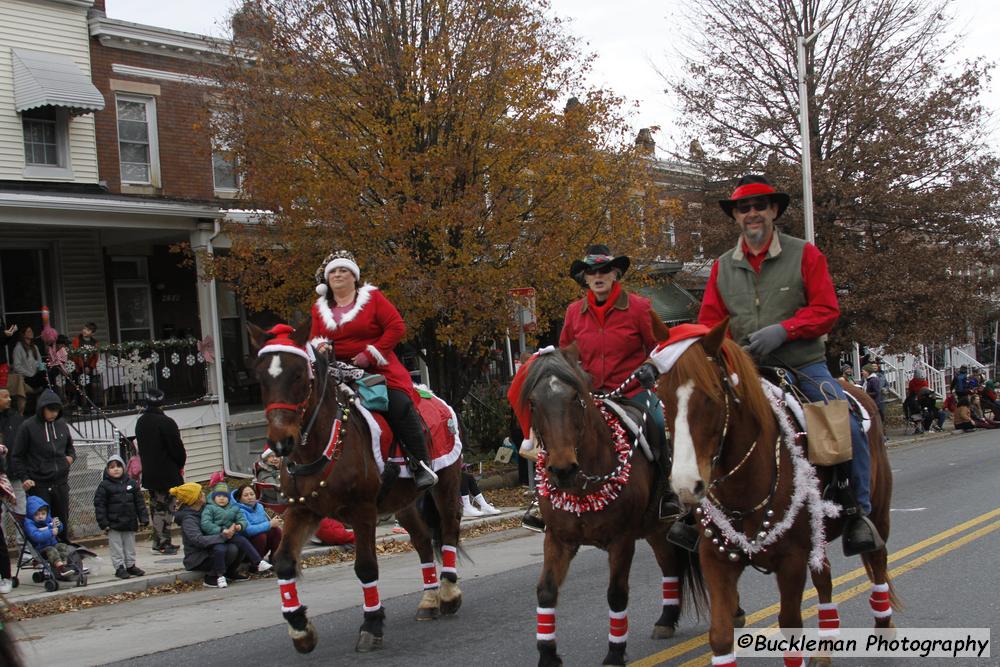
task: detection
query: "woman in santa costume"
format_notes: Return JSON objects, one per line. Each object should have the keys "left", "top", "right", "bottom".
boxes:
{"left": 308, "top": 250, "right": 437, "bottom": 490}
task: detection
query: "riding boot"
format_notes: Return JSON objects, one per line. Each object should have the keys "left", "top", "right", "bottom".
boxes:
{"left": 665, "top": 512, "right": 700, "bottom": 552}
{"left": 389, "top": 390, "right": 438, "bottom": 490}
{"left": 843, "top": 514, "right": 884, "bottom": 556}
{"left": 402, "top": 438, "right": 438, "bottom": 491}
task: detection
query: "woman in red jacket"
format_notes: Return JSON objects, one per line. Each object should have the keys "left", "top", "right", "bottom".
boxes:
{"left": 308, "top": 250, "right": 437, "bottom": 490}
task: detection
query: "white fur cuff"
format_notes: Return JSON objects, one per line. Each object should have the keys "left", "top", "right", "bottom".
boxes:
{"left": 366, "top": 344, "right": 389, "bottom": 366}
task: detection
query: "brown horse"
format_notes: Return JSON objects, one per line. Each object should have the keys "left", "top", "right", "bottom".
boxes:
{"left": 517, "top": 344, "right": 697, "bottom": 667}
{"left": 653, "top": 319, "right": 897, "bottom": 666}
{"left": 248, "top": 322, "right": 465, "bottom": 654}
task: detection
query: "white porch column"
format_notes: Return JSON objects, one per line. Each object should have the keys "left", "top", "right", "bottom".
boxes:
{"left": 189, "top": 224, "right": 219, "bottom": 396}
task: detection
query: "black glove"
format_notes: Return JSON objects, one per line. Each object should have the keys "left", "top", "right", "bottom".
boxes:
{"left": 745, "top": 323, "right": 788, "bottom": 359}
{"left": 635, "top": 364, "right": 659, "bottom": 390}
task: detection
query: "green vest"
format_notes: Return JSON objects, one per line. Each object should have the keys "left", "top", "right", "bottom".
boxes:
{"left": 714, "top": 232, "right": 827, "bottom": 369}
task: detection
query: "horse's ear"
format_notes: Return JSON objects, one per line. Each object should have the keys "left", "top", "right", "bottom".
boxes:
{"left": 702, "top": 317, "right": 729, "bottom": 358}
{"left": 247, "top": 323, "right": 268, "bottom": 356}
{"left": 290, "top": 319, "right": 311, "bottom": 347}
{"left": 562, "top": 341, "right": 580, "bottom": 366}
{"left": 650, "top": 310, "right": 670, "bottom": 343}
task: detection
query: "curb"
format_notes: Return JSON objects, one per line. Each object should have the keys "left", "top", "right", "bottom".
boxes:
{"left": 8, "top": 510, "right": 525, "bottom": 608}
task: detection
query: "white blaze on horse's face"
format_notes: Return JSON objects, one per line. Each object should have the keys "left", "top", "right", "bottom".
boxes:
{"left": 670, "top": 380, "right": 702, "bottom": 503}
{"left": 267, "top": 355, "right": 283, "bottom": 379}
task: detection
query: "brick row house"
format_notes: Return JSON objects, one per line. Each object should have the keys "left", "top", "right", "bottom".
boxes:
{"left": 0, "top": 0, "right": 263, "bottom": 512}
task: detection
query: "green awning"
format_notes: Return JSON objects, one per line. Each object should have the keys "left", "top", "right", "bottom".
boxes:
{"left": 637, "top": 281, "right": 699, "bottom": 324}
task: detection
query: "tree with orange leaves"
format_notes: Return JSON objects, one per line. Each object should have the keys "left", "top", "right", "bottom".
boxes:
{"left": 211, "top": 0, "right": 671, "bottom": 404}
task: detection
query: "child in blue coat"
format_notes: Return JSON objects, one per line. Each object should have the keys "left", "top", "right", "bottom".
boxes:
{"left": 23, "top": 496, "right": 73, "bottom": 580}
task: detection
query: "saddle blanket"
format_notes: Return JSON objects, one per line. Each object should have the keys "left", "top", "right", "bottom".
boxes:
{"left": 354, "top": 387, "right": 462, "bottom": 478}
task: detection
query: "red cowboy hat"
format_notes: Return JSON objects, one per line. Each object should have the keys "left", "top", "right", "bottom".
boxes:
{"left": 718, "top": 175, "right": 790, "bottom": 219}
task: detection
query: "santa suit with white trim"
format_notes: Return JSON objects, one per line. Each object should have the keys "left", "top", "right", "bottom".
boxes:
{"left": 309, "top": 256, "right": 435, "bottom": 488}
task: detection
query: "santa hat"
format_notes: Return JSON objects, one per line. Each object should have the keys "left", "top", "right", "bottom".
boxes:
{"left": 257, "top": 323, "right": 314, "bottom": 377}
{"left": 648, "top": 323, "right": 711, "bottom": 375}
{"left": 314, "top": 250, "right": 361, "bottom": 296}
{"left": 261, "top": 447, "right": 275, "bottom": 460}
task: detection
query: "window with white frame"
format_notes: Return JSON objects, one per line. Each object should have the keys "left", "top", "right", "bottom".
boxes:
{"left": 21, "top": 107, "right": 71, "bottom": 176}
{"left": 116, "top": 95, "right": 159, "bottom": 186}
{"left": 211, "top": 109, "right": 240, "bottom": 192}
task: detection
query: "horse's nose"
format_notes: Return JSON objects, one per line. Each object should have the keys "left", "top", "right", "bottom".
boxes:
{"left": 268, "top": 437, "right": 294, "bottom": 457}
{"left": 547, "top": 463, "right": 580, "bottom": 487}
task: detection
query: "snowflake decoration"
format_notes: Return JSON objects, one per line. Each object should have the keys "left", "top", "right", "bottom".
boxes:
{"left": 196, "top": 352, "right": 205, "bottom": 363}
{"left": 108, "top": 356, "right": 120, "bottom": 368}
{"left": 161, "top": 367, "right": 171, "bottom": 379}
{"left": 79, "top": 374, "right": 90, "bottom": 386}
{"left": 150, "top": 352, "right": 160, "bottom": 363}
{"left": 171, "top": 352, "right": 181, "bottom": 365}
{"left": 186, "top": 354, "right": 196, "bottom": 366}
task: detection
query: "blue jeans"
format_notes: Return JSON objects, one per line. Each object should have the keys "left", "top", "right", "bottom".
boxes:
{"left": 788, "top": 361, "right": 872, "bottom": 515}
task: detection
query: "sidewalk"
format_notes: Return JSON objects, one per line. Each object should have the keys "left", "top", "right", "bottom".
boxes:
{"left": 4, "top": 506, "right": 525, "bottom": 607}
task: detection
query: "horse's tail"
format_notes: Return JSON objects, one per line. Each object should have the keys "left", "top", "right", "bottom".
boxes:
{"left": 679, "top": 546, "right": 709, "bottom": 620}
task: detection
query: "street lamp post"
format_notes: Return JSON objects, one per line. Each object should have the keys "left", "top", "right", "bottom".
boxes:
{"left": 797, "top": 0, "right": 864, "bottom": 244}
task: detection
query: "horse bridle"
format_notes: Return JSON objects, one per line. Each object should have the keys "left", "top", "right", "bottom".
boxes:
{"left": 702, "top": 354, "right": 781, "bottom": 520}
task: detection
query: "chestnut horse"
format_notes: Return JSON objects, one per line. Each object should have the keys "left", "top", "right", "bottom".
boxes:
{"left": 653, "top": 319, "right": 897, "bottom": 667}
{"left": 517, "top": 344, "right": 698, "bottom": 667}
{"left": 248, "top": 322, "right": 464, "bottom": 655}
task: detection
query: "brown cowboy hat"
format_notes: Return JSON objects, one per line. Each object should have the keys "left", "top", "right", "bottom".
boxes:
{"left": 718, "top": 175, "right": 790, "bottom": 219}
{"left": 569, "top": 244, "right": 630, "bottom": 286}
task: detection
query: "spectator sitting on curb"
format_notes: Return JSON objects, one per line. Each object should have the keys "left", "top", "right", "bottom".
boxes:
{"left": 171, "top": 482, "right": 249, "bottom": 589}
{"left": 93, "top": 454, "right": 148, "bottom": 580}
{"left": 918, "top": 388, "right": 947, "bottom": 432}
{"left": 970, "top": 395, "right": 1000, "bottom": 429}
{"left": 953, "top": 396, "right": 976, "bottom": 432}
{"left": 254, "top": 448, "right": 281, "bottom": 504}
{"left": 200, "top": 478, "right": 271, "bottom": 578}
{"left": 232, "top": 484, "right": 282, "bottom": 564}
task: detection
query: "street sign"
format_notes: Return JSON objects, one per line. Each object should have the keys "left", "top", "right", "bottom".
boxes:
{"left": 509, "top": 287, "right": 537, "bottom": 333}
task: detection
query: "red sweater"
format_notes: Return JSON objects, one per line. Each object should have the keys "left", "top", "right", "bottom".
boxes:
{"left": 699, "top": 234, "right": 840, "bottom": 341}
{"left": 309, "top": 285, "right": 415, "bottom": 399}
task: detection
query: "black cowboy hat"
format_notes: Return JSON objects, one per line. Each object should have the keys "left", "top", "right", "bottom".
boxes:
{"left": 569, "top": 244, "right": 630, "bottom": 286}
{"left": 718, "top": 175, "right": 791, "bottom": 219}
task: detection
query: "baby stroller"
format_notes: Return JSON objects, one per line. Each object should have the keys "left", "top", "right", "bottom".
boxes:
{"left": 9, "top": 514, "right": 95, "bottom": 591}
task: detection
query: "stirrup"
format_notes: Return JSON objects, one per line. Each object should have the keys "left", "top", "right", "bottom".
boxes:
{"left": 409, "top": 460, "right": 438, "bottom": 490}
{"left": 658, "top": 495, "right": 684, "bottom": 521}
{"left": 666, "top": 518, "right": 700, "bottom": 552}
{"left": 521, "top": 503, "right": 545, "bottom": 533}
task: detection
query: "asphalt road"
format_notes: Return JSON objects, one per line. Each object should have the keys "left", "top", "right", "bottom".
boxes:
{"left": 14, "top": 429, "right": 1000, "bottom": 667}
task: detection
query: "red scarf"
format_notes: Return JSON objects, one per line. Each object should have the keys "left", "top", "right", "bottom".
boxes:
{"left": 587, "top": 281, "right": 622, "bottom": 327}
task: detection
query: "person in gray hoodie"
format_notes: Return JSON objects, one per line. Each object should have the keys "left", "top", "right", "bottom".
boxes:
{"left": 11, "top": 388, "right": 75, "bottom": 540}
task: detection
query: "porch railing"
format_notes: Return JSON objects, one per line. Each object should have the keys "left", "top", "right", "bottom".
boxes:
{"left": 53, "top": 338, "right": 209, "bottom": 414}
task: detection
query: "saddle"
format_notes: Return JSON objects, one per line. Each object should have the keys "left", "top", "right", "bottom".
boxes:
{"left": 599, "top": 398, "right": 657, "bottom": 463}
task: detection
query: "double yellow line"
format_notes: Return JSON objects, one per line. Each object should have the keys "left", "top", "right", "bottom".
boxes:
{"left": 631, "top": 506, "right": 1000, "bottom": 667}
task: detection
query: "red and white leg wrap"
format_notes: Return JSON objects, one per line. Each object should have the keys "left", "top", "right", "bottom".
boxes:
{"left": 711, "top": 653, "right": 736, "bottom": 666}
{"left": 536, "top": 607, "right": 556, "bottom": 642}
{"left": 608, "top": 608, "right": 628, "bottom": 643}
{"left": 278, "top": 578, "right": 301, "bottom": 613}
{"left": 782, "top": 651, "right": 804, "bottom": 667}
{"left": 817, "top": 602, "right": 841, "bottom": 637}
{"left": 441, "top": 545, "right": 457, "bottom": 577}
{"left": 869, "top": 582, "right": 892, "bottom": 619}
{"left": 662, "top": 576, "right": 680, "bottom": 607}
{"left": 362, "top": 580, "right": 382, "bottom": 612}
{"left": 421, "top": 562, "right": 439, "bottom": 590}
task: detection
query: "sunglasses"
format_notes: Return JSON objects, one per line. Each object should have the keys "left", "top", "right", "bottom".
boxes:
{"left": 734, "top": 199, "right": 772, "bottom": 214}
{"left": 584, "top": 266, "right": 615, "bottom": 276}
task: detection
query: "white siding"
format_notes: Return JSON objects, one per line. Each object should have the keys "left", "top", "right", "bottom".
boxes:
{"left": 0, "top": 0, "right": 100, "bottom": 182}
{"left": 181, "top": 423, "right": 224, "bottom": 483}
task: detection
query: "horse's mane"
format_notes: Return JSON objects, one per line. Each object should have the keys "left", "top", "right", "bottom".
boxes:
{"left": 518, "top": 350, "right": 591, "bottom": 410}
{"left": 673, "top": 338, "right": 772, "bottom": 421}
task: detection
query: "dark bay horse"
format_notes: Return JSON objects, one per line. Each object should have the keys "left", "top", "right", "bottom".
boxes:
{"left": 248, "top": 322, "right": 465, "bottom": 654}
{"left": 517, "top": 344, "right": 697, "bottom": 667}
{"left": 653, "top": 319, "right": 897, "bottom": 667}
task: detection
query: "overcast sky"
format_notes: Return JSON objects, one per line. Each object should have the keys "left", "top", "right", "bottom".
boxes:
{"left": 106, "top": 0, "right": 1000, "bottom": 153}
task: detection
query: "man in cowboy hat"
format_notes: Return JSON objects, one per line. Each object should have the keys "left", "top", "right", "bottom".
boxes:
{"left": 699, "top": 175, "right": 882, "bottom": 556}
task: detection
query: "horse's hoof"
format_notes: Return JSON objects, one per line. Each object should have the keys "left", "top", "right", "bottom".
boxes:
{"left": 356, "top": 630, "right": 383, "bottom": 653}
{"left": 289, "top": 622, "right": 318, "bottom": 654}
{"left": 440, "top": 595, "right": 462, "bottom": 615}
{"left": 415, "top": 606, "right": 440, "bottom": 621}
{"left": 651, "top": 623, "right": 676, "bottom": 639}
{"left": 601, "top": 648, "right": 627, "bottom": 666}
{"left": 734, "top": 607, "right": 747, "bottom": 629}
